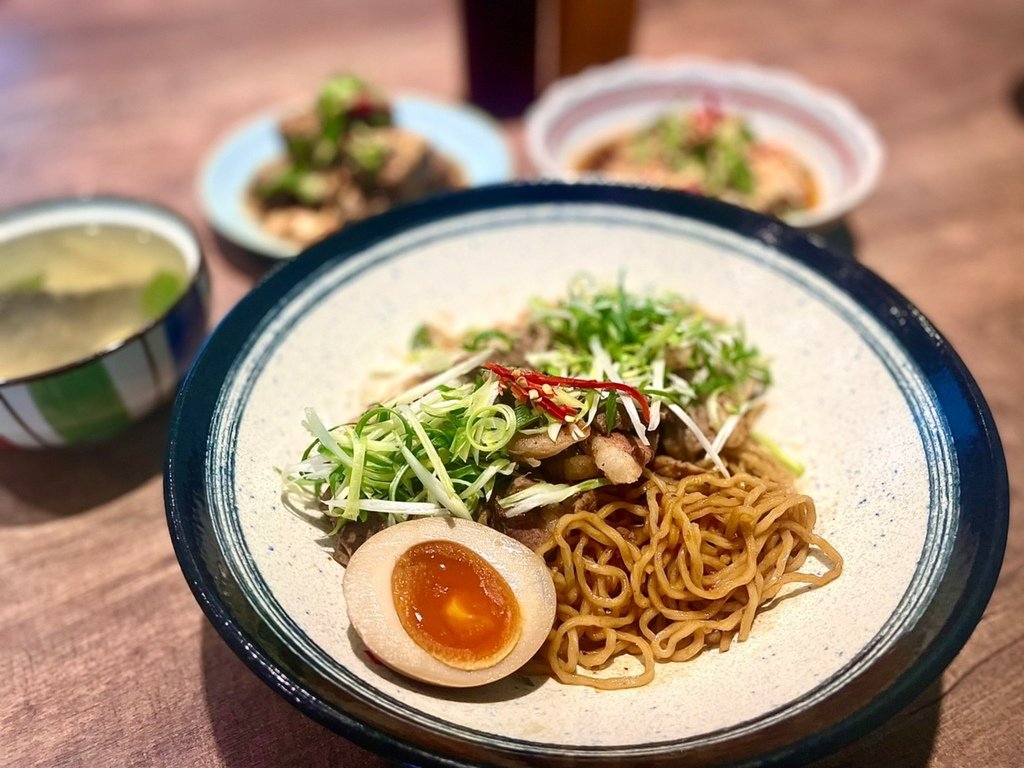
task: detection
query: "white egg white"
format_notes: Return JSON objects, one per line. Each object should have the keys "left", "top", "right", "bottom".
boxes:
{"left": 343, "top": 517, "right": 556, "bottom": 688}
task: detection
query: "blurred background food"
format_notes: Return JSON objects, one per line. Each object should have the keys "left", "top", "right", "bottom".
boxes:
{"left": 249, "top": 74, "right": 463, "bottom": 246}
{"left": 200, "top": 80, "right": 512, "bottom": 258}
{"left": 524, "top": 57, "right": 883, "bottom": 228}
{"left": 573, "top": 105, "right": 816, "bottom": 216}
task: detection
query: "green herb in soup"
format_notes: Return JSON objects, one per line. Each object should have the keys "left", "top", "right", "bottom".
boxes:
{"left": 0, "top": 224, "right": 188, "bottom": 380}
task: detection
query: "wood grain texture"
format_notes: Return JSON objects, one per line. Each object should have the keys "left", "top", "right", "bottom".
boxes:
{"left": 1, "top": 0, "right": 1022, "bottom": 766}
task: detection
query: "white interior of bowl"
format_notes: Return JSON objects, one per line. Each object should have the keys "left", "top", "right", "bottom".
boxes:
{"left": 0, "top": 198, "right": 201, "bottom": 274}
{"left": 209, "top": 203, "right": 950, "bottom": 751}
{"left": 525, "top": 58, "right": 884, "bottom": 227}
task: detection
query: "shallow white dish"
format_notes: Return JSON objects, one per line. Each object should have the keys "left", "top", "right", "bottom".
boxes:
{"left": 525, "top": 58, "right": 884, "bottom": 228}
{"left": 166, "top": 183, "right": 1006, "bottom": 767}
{"left": 198, "top": 94, "right": 513, "bottom": 258}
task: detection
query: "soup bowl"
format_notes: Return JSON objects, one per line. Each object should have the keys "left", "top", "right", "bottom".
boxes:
{"left": 525, "top": 57, "right": 884, "bottom": 228}
{"left": 0, "top": 197, "right": 210, "bottom": 448}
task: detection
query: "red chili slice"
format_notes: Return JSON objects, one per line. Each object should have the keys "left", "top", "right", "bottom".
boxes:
{"left": 484, "top": 362, "right": 651, "bottom": 425}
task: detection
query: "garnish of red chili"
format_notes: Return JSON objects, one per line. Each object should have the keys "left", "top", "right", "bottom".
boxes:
{"left": 484, "top": 362, "right": 651, "bottom": 425}
{"left": 692, "top": 95, "right": 724, "bottom": 141}
{"left": 350, "top": 94, "right": 383, "bottom": 120}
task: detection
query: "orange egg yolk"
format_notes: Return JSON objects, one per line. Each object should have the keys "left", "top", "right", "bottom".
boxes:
{"left": 391, "top": 539, "right": 521, "bottom": 670}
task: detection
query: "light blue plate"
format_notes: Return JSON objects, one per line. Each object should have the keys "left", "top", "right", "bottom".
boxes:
{"left": 198, "top": 95, "right": 513, "bottom": 258}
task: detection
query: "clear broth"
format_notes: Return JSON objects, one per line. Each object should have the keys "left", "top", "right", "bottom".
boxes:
{"left": 0, "top": 223, "right": 189, "bottom": 380}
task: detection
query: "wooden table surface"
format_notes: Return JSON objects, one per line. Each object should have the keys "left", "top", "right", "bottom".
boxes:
{"left": 1, "top": 0, "right": 1022, "bottom": 765}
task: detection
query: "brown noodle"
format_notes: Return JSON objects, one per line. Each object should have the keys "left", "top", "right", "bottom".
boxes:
{"left": 535, "top": 447, "right": 843, "bottom": 689}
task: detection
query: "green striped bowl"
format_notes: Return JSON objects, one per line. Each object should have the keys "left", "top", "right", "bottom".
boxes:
{"left": 0, "top": 198, "right": 210, "bottom": 448}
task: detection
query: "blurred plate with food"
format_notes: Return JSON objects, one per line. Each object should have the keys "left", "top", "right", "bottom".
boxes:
{"left": 525, "top": 58, "right": 883, "bottom": 228}
{"left": 199, "top": 75, "right": 513, "bottom": 258}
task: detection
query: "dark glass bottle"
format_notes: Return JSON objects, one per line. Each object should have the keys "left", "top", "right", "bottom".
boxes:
{"left": 459, "top": 0, "right": 538, "bottom": 118}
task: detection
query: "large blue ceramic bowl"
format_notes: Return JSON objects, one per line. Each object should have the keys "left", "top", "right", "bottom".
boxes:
{"left": 165, "top": 183, "right": 1006, "bottom": 767}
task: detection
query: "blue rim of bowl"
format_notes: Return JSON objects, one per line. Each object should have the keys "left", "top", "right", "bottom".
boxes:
{"left": 0, "top": 195, "right": 208, "bottom": 388}
{"left": 196, "top": 94, "right": 515, "bottom": 259}
{"left": 165, "top": 182, "right": 1007, "bottom": 767}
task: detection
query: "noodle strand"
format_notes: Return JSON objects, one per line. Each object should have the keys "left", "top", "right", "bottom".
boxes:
{"left": 535, "top": 447, "right": 843, "bottom": 689}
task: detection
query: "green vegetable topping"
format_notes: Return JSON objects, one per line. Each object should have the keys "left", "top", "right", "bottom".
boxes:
{"left": 348, "top": 128, "right": 390, "bottom": 178}
{"left": 631, "top": 106, "right": 759, "bottom": 198}
{"left": 0, "top": 273, "right": 46, "bottom": 294}
{"left": 285, "top": 359, "right": 519, "bottom": 533}
{"left": 255, "top": 74, "right": 393, "bottom": 204}
{"left": 141, "top": 270, "right": 184, "bottom": 318}
{"left": 257, "top": 167, "right": 332, "bottom": 205}
{"left": 284, "top": 279, "right": 771, "bottom": 533}
{"left": 520, "top": 277, "right": 770, "bottom": 420}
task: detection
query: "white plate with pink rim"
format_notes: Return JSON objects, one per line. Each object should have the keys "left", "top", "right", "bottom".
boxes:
{"left": 165, "top": 183, "right": 1005, "bottom": 767}
{"left": 525, "top": 58, "right": 884, "bottom": 229}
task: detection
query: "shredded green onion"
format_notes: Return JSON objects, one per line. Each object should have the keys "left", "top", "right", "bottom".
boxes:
{"left": 752, "top": 431, "right": 806, "bottom": 477}
{"left": 286, "top": 279, "right": 774, "bottom": 534}
{"left": 286, "top": 361, "right": 517, "bottom": 530}
{"left": 517, "top": 281, "right": 769, "bottom": 453}
{"left": 498, "top": 478, "right": 611, "bottom": 518}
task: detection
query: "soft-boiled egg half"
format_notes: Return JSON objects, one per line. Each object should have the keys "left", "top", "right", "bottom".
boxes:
{"left": 343, "top": 517, "right": 556, "bottom": 688}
